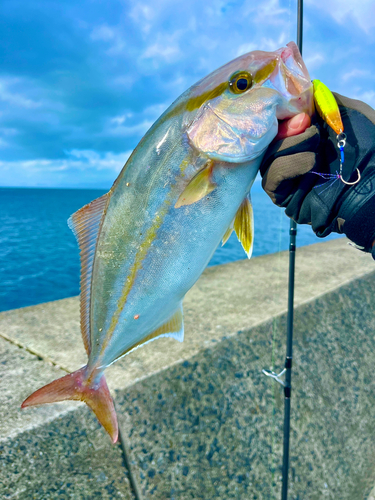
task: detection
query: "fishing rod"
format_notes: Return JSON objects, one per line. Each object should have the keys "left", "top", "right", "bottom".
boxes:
{"left": 262, "top": 1, "right": 303, "bottom": 499}
{"left": 281, "top": 2, "right": 303, "bottom": 499}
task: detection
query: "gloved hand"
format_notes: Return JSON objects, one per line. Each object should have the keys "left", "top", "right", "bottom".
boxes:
{"left": 260, "top": 93, "right": 375, "bottom": 257}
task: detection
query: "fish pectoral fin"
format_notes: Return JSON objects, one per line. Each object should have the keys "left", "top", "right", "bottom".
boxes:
{"left": 119, "top": 304, "right": 185, "bottom": 359}
{"left": 68, "top": 192, "right": 110, "bottom": 355}
{"left": 234, "top": 193, "right": 254, "bottom": 259}
{"left": 175, "top": 161, "right": 217, "bottom": 208}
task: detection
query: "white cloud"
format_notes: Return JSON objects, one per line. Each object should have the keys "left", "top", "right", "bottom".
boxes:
{"left": 0, "top": 79, "right": 42, "bottom": 109}
{"left": 142, "top": 42, "right": 181, "bottom": 63}
{"left": 236, "top": 42, "right": 259, "bottom": 57}
{"left": 236, "top": 33, "right": 288, "bottom": 58}
{"left": 105, "top": 119, "right": 153, "bottom": 137}
{"left": 110, "top": 112, "right": 134, "bottom": 125}
{"left": 0, "top": 150, "right": 132, "bottom": 177}
{"left": 2, "top": 0, "right": 374, "bottom": 188}
{"left": 105, "top": 102, "right": 170, "bottom": 139}
{"left": 143, "top": 102, "right": 169, "bottom": 118}
{"left": 90, "top": 25, "right": 116, "bottom": 42}
{"left": 306, "top": 0, "right": 375, "bottom": 33}
{"left": 112, "top": 74, "right": 136, "bottom": 88}
{"left": 140, "top": 30, "right": 184, "bottom": 68}
{"left": 251, "top": 0, "right": 290, "bottom": 23}
{"left": 304, "top": 54, "right": 325, "bottom": 71}
{"left": 66, "top": 149, "right": 132, "bottom": 171}
{"left": 129, "top": 4, "right": 156, "bottom": 34}
{"left": 0, "top": 126, "right": 19, "bottom": 148}
{"left": 341, "top": 69, "right": 372, "bottom": 83}
{"left": 90, "top": 24, "right": 127, "bottom": 55}
{"left": 0, "top": 126, "right": 18, "bottom": 137}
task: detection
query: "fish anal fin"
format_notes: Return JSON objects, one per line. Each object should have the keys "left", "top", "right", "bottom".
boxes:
{"left": 68, "top": 193, "right": 110, "bottom": 355}
{"left": 120, "top": 305, "right": 184, "bottom": 359}
{"left": 21, "top": 367, "right": 118, "bottom": 443}
{"left": 175, "top": 161, "right": 216, "bottom": 208}
{"left": 234, "top": 194, "right": 254, "bottom": 259}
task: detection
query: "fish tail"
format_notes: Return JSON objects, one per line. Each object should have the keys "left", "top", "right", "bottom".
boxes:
{"left": 21, "top": 366, "right": 118, "bottom": 443}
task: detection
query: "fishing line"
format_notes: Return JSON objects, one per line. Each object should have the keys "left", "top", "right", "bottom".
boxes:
{"left": 287, "top": 0, "right": 293, "bottom": 46}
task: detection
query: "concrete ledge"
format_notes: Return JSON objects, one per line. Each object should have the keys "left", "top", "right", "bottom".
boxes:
{"left": 1, "top": 239, "right": 375, "bottom": 499}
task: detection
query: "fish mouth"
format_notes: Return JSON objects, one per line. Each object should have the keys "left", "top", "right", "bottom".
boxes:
{"left": 267, "top": 42, "right": 313, "bottom": 120}
{"left": 282, "top": 42, "right": 311, "bottom": 84}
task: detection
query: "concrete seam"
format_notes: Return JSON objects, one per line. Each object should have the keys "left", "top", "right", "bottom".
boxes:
{"left": 3, "top": 264, "right": 367, "bottom": 398}
{"left": 0, "top": 332, "right": 70, "bottom": 373}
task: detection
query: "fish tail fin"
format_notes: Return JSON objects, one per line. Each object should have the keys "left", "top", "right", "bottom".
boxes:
{"left": 21, "top": 366, "right": 118, "bottom": 443}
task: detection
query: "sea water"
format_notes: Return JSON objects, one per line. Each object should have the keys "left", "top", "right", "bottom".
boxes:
{"left": 0, "top": 185, "right": 341, "bottom": 312}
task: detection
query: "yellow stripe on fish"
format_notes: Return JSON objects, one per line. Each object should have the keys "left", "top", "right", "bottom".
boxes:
{"left": 185, "top": 82, "right": 228, "bottom": 112}
{"left": 161, "top": 59, "right": 281, "bottom": 125}
{"left": 98, "top": 158, "right": 191, "bottom": 359}
{"left": 252, "top": 59, "right": 277, "bottom": 84}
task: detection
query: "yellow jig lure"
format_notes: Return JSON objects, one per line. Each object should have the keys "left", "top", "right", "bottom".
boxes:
{"left": 313, "top": 79, "right": 343, "bottom": 134}
{"left": 312, "top": 79, "right": 360, "bottom": 185}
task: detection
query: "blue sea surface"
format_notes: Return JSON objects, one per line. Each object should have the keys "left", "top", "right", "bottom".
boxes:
{"left": 0, "top": 185, "right": 342, "bottom": 312}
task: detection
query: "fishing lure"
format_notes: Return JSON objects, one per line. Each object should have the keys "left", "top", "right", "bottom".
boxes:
{"left": 313, "top": 79, "right": 360, "bottom": 186}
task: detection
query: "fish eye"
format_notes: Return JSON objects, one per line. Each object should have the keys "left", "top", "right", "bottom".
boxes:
{"left": 229, "top": 71, "right": 253, "bottom": 94}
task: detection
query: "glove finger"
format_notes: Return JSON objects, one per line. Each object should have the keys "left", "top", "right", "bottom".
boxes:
{"left": 262, "top": 151, "right": 317, "bottom": 205}
{"left": 260, "top": 124, "right": 320, "bottom": 177}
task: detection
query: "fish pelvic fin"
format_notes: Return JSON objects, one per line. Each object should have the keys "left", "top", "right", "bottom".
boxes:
{"left": 21, "top": 367, "right": 118, "bottom": 443}
{"left": 234, "top": 193, "right": 254, "bottom": 259}
{"left": 222, "top": 220, "right": 234, "bottom": 246}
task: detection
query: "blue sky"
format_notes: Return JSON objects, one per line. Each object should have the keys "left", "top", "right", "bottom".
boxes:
{"left": 1, "top": 0, "right": 374, "bottom": 188}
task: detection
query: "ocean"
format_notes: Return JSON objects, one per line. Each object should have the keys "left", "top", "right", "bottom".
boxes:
{"left": 0, "top": 185, "right": 342, "bottom": 312}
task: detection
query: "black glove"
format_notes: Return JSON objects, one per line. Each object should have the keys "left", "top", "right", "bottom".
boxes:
{"left": 260, "top": 93, "right": 375, "bottom": 257}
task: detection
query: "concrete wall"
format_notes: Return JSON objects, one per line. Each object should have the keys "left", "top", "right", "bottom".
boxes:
{"left": 1, "top": 239, "right": 375, "bottom": 499}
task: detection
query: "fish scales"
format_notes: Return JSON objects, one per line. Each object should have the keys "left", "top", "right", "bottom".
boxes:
{"left": 96, "top": 159, "right": 260, "bottom": 368}
{"left": 91, "top": 118, "right": 195, "bottom": 358}
{"left": 22, "top": 42, "right": 314, "bottom": 442}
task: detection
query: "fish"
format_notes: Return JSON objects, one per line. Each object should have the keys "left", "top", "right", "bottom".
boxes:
{"left": 22, "top": 41, "right": 313, "bottom": 442}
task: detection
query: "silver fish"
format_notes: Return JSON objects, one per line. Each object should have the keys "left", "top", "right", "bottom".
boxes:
{"left": 22, "top": 42, "right": 313, "bottom": 442}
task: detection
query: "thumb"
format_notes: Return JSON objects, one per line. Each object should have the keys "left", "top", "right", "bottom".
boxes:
{"left": 276, "top": 113, "right": 311, "bottom": 140}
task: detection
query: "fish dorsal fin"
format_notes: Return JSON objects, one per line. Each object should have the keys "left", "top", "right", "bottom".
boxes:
{"left": 175, "top": 161, "right": 216, "bottom": 208}
{"left": 68, "top": 193, "right": 109, "bottom": 354}
{"left": 234, "top": 193, "right": 254, "bottom": 259}
{"left": 119, "top": 304, "right": 184, "bottom": 359}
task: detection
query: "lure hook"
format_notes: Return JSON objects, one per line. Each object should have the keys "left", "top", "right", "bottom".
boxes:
{"left": 340, "top": 168, "right": 361, "bottom": 186}
{"left": 336, "top": 132, "right": 361, "bottom": 186}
